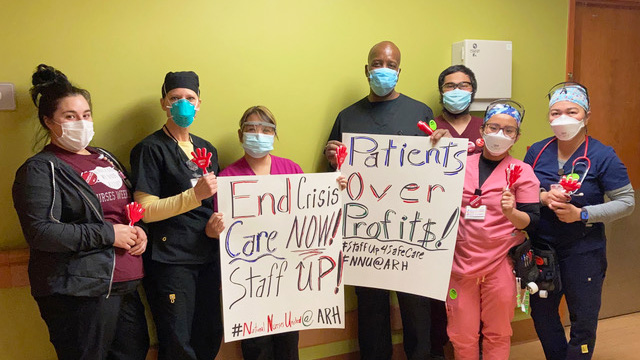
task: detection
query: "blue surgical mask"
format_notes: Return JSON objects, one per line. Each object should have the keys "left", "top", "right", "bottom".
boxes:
{"left": 170, "top": 99, "right": 196, "bottom": 128}
{"left": 243, "top": 133, "right": 274, "bottom": 158}
{"left": 443, "top": 89, "right": 472, "bottom": 114}
{"left": 368, "top": 68, "right": 399, "bottom": 96}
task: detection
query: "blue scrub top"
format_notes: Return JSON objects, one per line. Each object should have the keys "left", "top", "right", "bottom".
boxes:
{"left": 524, "top": 136, "right": 631, "bottom": 253}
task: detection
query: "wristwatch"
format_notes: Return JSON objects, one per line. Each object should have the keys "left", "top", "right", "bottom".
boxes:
{"left": 580, "top": 208, "right": 589, "bottom": 224}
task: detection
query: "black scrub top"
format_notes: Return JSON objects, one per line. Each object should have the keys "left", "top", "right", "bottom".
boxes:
{"left": 130, "top": 129, "right": 219, "bottom": 264}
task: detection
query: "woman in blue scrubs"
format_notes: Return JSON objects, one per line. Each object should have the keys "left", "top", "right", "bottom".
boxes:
{"left": 523, "top": 82, "right": 635, "bottom": 360}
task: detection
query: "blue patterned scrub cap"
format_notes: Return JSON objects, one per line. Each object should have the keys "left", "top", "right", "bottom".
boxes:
{"left": 548, "top": 82, "right": 590, "bottom": 111}
{"left": 484, "top": 99, "right": 525, "bottom": 125}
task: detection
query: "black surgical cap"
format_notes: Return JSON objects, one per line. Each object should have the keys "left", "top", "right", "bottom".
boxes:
{"left": 162, "top": 71, "right": 200, "bottom": 97}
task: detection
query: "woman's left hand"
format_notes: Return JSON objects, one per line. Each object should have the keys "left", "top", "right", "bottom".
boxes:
{"left": 501, "top": 188, "right": 516, "bottom": 216}
{"left": 336, "top": 175, "right": 347, "bottom": 191}
{"left": 129, "top": 226, "right": 148, "bottom": 256}
{"left": 548, "top": 201, "right": 582, "bottom": 223}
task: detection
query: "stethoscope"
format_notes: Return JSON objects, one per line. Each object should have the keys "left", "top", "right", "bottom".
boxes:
{"left": 532, "top": 135, "right": 591, "bottom": 195}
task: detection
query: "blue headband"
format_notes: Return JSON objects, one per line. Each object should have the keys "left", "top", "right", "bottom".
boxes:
{"left": 484, "top": 104, "right": 522, "bottom": 125}
{"left": 549, "top": 86, "right": 589, "bottom": 111}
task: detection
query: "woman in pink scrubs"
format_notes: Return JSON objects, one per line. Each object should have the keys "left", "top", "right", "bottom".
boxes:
{"left": 206, "top": 105, "right": 346, "bottom": 360}
{"left": 446, "top": 100, "right": 540, "bottom": 359}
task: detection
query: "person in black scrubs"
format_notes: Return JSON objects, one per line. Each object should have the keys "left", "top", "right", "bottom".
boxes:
{"left": 130, "top": 71, "right": 222, "bottom": 360}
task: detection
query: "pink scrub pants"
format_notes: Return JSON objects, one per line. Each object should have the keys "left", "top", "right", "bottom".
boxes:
{"left": 446, "top": 257, "right": 516, "bottom": 360}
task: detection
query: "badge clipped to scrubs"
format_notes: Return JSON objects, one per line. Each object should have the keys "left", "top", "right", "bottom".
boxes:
{"left": 465, "top": 189, "right": 486, "bottom": 220}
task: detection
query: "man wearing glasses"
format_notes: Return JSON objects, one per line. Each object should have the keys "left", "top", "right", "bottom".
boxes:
{"left": 434, "top": 65, "right": 484, "bottom": 156}
{"left": 429, "top": 65, "right": 484, "bottom": 360}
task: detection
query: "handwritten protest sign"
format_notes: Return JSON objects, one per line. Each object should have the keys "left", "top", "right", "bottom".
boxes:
{"left": 218, "top": 172, "right": 345, "bottom": 342}
{"left": 340, "top": 133, "right": 467, "bottom": 301}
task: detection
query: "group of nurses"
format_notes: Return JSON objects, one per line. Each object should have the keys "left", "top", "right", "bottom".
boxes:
{"left": 13, "top": 61, "right": 634, "bottom": 360}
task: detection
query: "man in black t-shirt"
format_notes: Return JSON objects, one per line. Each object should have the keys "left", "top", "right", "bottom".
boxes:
{"left": 324, "top": 41, "right": 448, "bottom": 360}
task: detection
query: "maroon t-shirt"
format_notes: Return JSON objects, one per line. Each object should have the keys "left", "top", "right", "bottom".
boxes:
{"left": 434, "top": 115, "right": 484, "bottom": 154}
{"left": 49, "top": 144, "right": 143, "bottom": 282}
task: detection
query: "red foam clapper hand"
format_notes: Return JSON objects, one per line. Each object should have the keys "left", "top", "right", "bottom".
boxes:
{"left": 505, "top": 163, "right": 522, "bottom": 191}
{"left": 125, "top": 202, "right": 145, "bottom": 227}
{"left": 417, "top": 119, "right": 437, "bottom": 135}
{"left": 191, "top": 147, "right": 212, "bottom": 174}
{"left": 335, "top": 145, "right": 348, "bottom": 171}
{"left": 559, "top": 175, "right": 581, "bottom": 193}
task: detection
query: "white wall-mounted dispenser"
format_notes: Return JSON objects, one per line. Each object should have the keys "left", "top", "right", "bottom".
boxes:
{"left": 451, "top": 40, "right": 512, "bottom": 112}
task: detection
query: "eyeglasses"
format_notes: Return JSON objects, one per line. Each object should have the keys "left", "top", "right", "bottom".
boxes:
{"left": 441, "top": 82, "right": 473, "bottom": 92}
{"left": 483, "top": 123, "right": 519, "bottom": 139}
{"left": 242, "top": 121, "right": 276, "bottom": 135}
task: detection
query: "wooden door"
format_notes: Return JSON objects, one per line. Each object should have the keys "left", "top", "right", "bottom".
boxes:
{"left": 569, "top": 0, "right": 640, "bottom": 318}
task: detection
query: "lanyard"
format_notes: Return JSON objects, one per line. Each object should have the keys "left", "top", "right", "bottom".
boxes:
{"left": 163, "top": 125, "right": 199, "bottom": 172}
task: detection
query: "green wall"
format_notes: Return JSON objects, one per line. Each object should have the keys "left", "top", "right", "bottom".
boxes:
{"left": 0, "top": 1, "right": 567, "bottom": 358}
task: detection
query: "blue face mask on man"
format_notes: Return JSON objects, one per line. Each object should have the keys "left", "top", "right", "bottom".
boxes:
{"left": 170, "top": 99, "right": 197, "bottom": 128}
{"left": 443, "top": 89, "right": 472, "bottom": 114}
{"left": 368, "top": 68, "right": 399, "bottom": 96}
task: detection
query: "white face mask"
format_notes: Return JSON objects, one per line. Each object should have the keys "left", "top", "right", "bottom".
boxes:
{"left": 53, "top": 120, "right": 95, "bottom": 152}
{"left": 483, "top": 130, "right": 515, "bottom": 156}
{"left": 550, "top": 115, "right": 584, "bottom": 141}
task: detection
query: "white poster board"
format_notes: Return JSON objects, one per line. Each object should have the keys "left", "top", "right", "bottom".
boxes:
{"left": 340, "top": 133, "right": 467, "bottom": 301}
{"left": 217, "top": 172, "right": 345, "bottom": 342}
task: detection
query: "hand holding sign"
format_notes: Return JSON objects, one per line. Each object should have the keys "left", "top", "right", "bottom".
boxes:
{"left": 126, "top": 202, "right": 145, "bottom": 227}
{"left": 191, "top": 147, "right": 212, "bottom": 174}
{"left": 505, "top": 163, "right": 522, "bottom": 191}
{"left": 417, "top": 120, "right": 437, "bottom": 136}
{"left": 335, "top": 145, "right": 348, "bottom": 171}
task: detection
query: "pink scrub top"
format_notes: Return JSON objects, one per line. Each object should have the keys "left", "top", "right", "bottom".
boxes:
{"left": 453, "top": 153, "right": 540, "bottom": 278}
{"left": 220, "top": 155, "right": 303, "bottom": 177}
